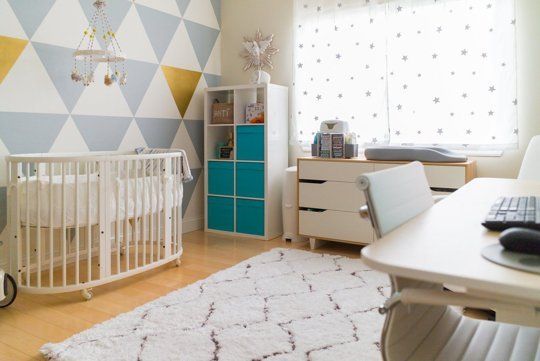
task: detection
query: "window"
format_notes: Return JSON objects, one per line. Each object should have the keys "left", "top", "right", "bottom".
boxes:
{"left": 293, "top": 0, "right": 518, "bottom": 150}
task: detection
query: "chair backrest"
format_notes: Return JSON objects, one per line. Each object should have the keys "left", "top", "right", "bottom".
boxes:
{"left": 357, "top": 161, "right": 434, "bottom": 238}
{"left": 518, "top": 135, "right": 540, "bottom": 181}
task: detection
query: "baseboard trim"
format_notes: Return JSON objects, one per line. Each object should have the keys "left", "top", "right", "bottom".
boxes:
{"left": 183, "top": 216, "right": 204, "bottom": 233}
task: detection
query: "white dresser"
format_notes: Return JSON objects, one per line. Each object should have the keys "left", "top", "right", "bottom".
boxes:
{"left": 297, "top": 157, "right": 476, "bottom": 249}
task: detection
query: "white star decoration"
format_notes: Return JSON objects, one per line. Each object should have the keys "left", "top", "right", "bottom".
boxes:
{"left": 241, "top": 29, "right": 279, "bottom": 71}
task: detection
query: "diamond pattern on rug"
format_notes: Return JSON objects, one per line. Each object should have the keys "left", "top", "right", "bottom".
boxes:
{"left": 218, "top": 322, "right": 293, "bottom": 361}
{"left": 41, "top": 248, "right": 388, "bottom": 361}
{"left": 288, "top": 313, "right": 357, "bottom": 354}
{"left": 207, "top": 295, "right": 266, "bottom": 329}
{"left": 267, "top": 291, "right": 336, "bottom": 324}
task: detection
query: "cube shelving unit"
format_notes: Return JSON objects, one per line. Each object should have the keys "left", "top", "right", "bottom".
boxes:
{"left": 204, "top": 83, "right": 288, "bottom": 240}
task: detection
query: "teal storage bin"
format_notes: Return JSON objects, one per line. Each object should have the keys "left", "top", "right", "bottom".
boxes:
{"left": 236, "top": 162, "right": 264, "bottom": 198}
{"left": 236, "top": 199, "right": 265, "bottom": 236}
{"left": 237, "top": 125, "right": 264, "bottom": 161}
{"left": 207, "top": 196, "right": 234, "bottom": 232}
{"left": 208, "top": 161, "right": 234, "bottom": 196}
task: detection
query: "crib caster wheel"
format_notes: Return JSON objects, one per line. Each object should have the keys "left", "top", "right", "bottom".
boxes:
{"left": 175, "top": 258, "right": 182, "bottom": 267}
{"left": 81, "top": 289, "right": 93, "bottom": 301}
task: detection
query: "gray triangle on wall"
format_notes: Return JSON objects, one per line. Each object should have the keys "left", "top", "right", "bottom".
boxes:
{"left": 204, "top": 73, "right": 221, "bottom": 88}
{"left": 135, "top": 117, "right": 181, "bottom": 149}
{"left": 135, "top": 4, "right": 181, "bottom": 62}
{"left": 182, "top": 168, "right": 202, "bottom": 215}
{"left": 120, "top": 59, "right": 159, "bottom": 115}
{"left": 79, "top": 0, "right": 132, "bottom": 30}
{"left": 32, "top": 42, "right": 86, "bottom": 112}
{"left": 8, "top": 0, "right": 55, "bottom": 38}
{"left": 78, "top": 0, "right": 132, "bottom": 49}
{"left": 0, "top": 112, "right": 68, "bottom": 154}
{"left": 73, "top": 115, "right": 132, "bottom": 151}
{"left": 184, "top": 20, "right": 220, "bottom": 70}
{"left": 175, "top": 0, "right": 191, "bottom": 16}
{"left": 183, "top": 119, "right": 204, "bottom": 165}
{"left": 210, "top": 0, "right": 221, "bottom": 25}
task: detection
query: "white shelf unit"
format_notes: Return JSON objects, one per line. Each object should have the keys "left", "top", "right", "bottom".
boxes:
{"left": 204, "top": 84, "right": 288, "bottom": 240}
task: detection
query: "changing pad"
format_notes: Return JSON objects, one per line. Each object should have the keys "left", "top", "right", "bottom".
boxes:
{"left": 364, "top": 146, "right": 468, "bottom": 163}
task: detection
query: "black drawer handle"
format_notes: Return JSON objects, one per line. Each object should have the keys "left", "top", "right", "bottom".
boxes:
{"left": 430, "top": 187, "right": 457, "bottom": 193}
{"left": 299, "top": 207, "right": 327, "bottom": 213}
{"left": 299, "top": 179, "right": 327, "bottom": 184}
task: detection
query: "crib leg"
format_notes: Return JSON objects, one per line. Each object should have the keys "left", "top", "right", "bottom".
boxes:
{"left": 175, "top": 257, "right": 182, "bottom": 267}
{"left": 81, "top": 288, "right": 93, "bottom": 301}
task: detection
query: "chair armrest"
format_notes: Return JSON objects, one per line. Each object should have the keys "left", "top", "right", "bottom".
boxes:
{"left": 380, "top": 288, "right": 526, "bottom": 316}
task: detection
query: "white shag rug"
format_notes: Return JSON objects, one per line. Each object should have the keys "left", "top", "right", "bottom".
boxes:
{"left": 41, "top": 248, "right": 389, "bottom": 361}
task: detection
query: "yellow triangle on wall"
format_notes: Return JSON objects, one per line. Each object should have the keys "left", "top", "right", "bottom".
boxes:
{"left": 161, "top": 65, "right": 202, "bottom": 118}
{"left": 0, "top": 35, "right": 28, "bottom": 84}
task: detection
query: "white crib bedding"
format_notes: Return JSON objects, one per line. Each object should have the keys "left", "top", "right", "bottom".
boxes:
{"left": 18, "top": 174, "right": 183, "bottom": 228}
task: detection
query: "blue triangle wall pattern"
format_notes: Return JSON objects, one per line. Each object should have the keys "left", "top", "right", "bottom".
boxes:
{"left": 0, "top": 1, "right": 221, "bottom": 263}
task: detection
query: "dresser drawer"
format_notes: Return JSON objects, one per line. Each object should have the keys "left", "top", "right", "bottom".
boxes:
{"left": 373, "top": 163, "right": 398, "bottom": 172}
{"left": 374, "top": 163, "right": 466, "bottom": 190}
{"left": 299, "top": 181, "right": 365, "bottom": 212}
{"left": 299, "top": 160, "right": 374, "bottom": 182}
{"left": 424, "top": 166, "right": 466, "bottom": 189}
{"left": 299, "top": 209, "right": 373, "bottom": 244}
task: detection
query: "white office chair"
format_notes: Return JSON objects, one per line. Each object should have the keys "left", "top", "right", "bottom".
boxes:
{"left": 358, "top": 162, "right": 540, "bottom": 361}
{"left": 518, "top": 135, "right": 540, "bottom": 181}
{"left": 357, "top": 161, "right": 434, "bottom": 238}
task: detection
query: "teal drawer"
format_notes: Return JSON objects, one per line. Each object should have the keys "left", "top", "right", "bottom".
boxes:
{"left": 237, "top": 125, "right": 264, "bottom": 161}
{"left": 236, "top": 199, "right": 264, "bottom": 236}
{"left": 208, "top": 161, "right": 234, "bottom": 196}
{"left": 236, "top": 162, "right": 264, "bottom": 198}
{"left": 207, "top": 196, "right": 234, "bottom": 232}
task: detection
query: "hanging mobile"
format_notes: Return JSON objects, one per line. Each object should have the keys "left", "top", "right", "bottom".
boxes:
{"left": 71, "top": 0, "right": 128, "bottom": 86}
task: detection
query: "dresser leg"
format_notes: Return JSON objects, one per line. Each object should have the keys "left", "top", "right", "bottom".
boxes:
{"left": 309, "top": 238, "right": 327, "bottom": 250}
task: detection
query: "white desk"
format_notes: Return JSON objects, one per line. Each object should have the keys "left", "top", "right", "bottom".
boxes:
{"left": 362, "top": 178, "right": 540, "bottom": 327}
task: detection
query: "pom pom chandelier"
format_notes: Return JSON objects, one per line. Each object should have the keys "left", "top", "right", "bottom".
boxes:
{"left": 71, "top": 0, "right": 127, "bottom": 86}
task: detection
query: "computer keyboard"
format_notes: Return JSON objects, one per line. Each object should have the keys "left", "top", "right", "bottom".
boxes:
{"left": 483, "top": 196, "right": 540, "bottom": 231}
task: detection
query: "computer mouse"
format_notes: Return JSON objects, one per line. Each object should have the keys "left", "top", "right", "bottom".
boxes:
{"left": 499, "top": 227, "right": 540, "bottom": 255}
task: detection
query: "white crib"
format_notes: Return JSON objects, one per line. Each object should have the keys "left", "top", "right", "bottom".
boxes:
{"left": 6, "top": 150, "right": 188, "bottom": 300}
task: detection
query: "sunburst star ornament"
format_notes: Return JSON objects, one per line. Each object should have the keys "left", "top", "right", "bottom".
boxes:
{"left": 241, "top": 29, "right": 279, "bottom": 84}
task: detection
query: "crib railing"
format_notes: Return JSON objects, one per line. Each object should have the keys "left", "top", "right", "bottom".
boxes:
{"left": 6, "top": 150, "right": 185, "bottom": 300}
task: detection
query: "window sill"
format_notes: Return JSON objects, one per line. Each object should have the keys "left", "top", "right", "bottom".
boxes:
{"left": 300, "top": 147, "right": 504, "bottom": 158}
{"left": 455, "top": 150, "right": 504, "bottom": 158}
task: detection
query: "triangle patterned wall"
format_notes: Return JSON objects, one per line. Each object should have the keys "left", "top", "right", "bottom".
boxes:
{"left": 0, "top": 0, "right": 221, "bottom": 263}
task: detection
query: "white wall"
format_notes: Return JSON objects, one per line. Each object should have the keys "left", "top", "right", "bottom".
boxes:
{"left": 221, "top": 0, "right": 293, "bottom": 87}
{"left": 221, "top": 0, "right": 540, "bottom": 178}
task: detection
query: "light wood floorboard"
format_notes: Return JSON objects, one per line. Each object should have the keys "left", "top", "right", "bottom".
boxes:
{"left": 0, "top": 231, "right": 362, "bottom": 360}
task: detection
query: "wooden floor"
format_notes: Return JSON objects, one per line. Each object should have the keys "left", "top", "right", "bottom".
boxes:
{"left": 0, "top": 231, "right": 363, "bottom": 360}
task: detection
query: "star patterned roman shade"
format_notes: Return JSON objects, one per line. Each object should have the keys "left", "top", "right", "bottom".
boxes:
{"left": 293, "top": 0, "right": 518, "bottom": 150}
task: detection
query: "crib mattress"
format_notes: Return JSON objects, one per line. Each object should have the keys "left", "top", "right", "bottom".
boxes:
{"left": 18, "top": 174, "right": 183, "bottom": 228}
